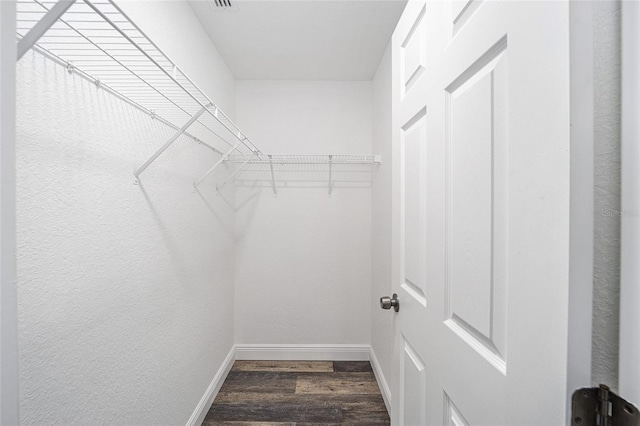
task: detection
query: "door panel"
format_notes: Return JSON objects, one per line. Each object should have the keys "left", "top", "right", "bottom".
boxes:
{"left": 447, "top": 0, "right": 484, "bottom": 42}
{"left": 400, "top": 336, "right": 427, "bottom": 426}
{"left": 443, "top": 392, "right": 470, "bottom": 426}
{"left": 444, "top": 38, "right": 508, "bottom": 371}
{"left": 392, "top": 1, "right": 574, "bottom": 424}
{"left": 402, "top": 108, "right": 427, "bottom": 304}
{"left": 400, "top": 5, "right": 426, "bottom": 98}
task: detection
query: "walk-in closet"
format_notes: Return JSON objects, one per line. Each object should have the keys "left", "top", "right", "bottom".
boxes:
{"left": 1, "top": 0, "right": 637, "bottom": 424}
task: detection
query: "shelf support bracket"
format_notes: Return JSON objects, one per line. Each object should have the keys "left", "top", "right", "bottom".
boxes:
{"left": 17, "top": 0, "right": 77, "bottom": 60}
{"left": 216, "top": 153, "right": 256, "bottom": 193}
{"left": 269, "top": 155, "right": 277, "bottom": 195}
{"left": 328, "top": 155, "right": 333, "bottom": 195}
{"left": 134, "top": 106, "right": 207, "bottom": 181}
{"left": 193, "top": 141, "right": 242, "bottom": 188}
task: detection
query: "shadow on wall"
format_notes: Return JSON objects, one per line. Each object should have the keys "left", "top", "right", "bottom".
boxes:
{"left": 16, "top": 49, "right": 238, "bottom": 425}
{"left": 193, "top": 174, "right": 236, "bottom": 233}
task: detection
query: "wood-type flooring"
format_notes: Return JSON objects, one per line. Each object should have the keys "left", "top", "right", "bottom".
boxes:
{"left": 202, "top": 360, "right": 390, "bottom": 425}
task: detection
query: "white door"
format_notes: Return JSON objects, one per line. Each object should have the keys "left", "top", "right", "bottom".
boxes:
{"left": 391, "top": 1, "right": 577, "bottom": 424}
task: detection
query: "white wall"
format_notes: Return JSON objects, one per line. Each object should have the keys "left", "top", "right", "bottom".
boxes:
{"left": 234, "top": 81, "right": 372, "bottom": 346}
{"left": 16, "top": 1, "right": 236, "bottom": 424}
{"left": 371, "top": 44, "right": 393, "bottom": 387}
{"left": 592, "top": 0, "right": 622, "bottom": 390}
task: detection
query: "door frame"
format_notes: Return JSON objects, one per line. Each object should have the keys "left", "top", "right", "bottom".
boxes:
{"left": 619, "top": 0, "right": 640, "bottom": 408}
{"left": 567, "top": 1, "right": 595, "bottom": 419}
{"left": 0, "top": 0, "right": 20, "bottom": 424}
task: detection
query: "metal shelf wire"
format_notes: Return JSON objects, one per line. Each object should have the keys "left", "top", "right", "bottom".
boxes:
{"left": 223, "top": 154, "right": 382, "bottom": 195}
{"left": 15, "top": 0, "right": 382, "bottom": 192}
{"left": 16, "top": 0, "right": 260, "bottom": 181}
{"left": 225, "top": 154, "right": 382, "bottom": 165}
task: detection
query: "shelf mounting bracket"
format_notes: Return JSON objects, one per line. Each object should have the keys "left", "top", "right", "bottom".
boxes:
{"left": 216, "top": 153, "right": 256, "bottom": 193}
{"left": 268, "top": 155, "right": 277, "bottom": 195}
{"left": 328, "top": 154, "right": 333, "bottom": 195}
{"left": 134, "top": 106, "right": 208, "bottom": 182}
{"left": 193, "top": 141, "right": 242, "bottom": 188}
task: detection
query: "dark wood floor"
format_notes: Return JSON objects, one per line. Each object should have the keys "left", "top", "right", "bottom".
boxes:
{"left": 202, "top": 360, "right": 390, "bottom": 425}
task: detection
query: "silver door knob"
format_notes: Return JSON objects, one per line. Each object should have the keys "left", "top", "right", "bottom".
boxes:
{"left": 380, "top": 294, "right": 399, "bottom": 312}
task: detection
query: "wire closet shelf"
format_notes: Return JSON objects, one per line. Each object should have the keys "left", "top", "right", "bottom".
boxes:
{"left": 16, "top": 0, "right": 261, "bottom": 183}
{"left": 225, "top": 154, "right": 382, "bottom": 195}
{"left": 15, "top": 0, "right": 381, "bottom": 191}
{"left": 225, "top": 154, "right": 381, "bottom": 165}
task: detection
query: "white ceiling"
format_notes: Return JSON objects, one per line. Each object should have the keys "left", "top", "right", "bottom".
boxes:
{"left": 187, "top": 0, "right": 407, "bottom": 81}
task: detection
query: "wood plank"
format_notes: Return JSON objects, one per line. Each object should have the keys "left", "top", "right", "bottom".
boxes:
{"left": 219, "top": 372, "right": 297, "bottom": 394}
{"left": 202, "top": 422, "right": 295, "bottom": 426}
{"left": 214, "top": 392, "right": 387, "bottom": 412}
{"left": 332, "top": 361, "right": 373, "bottom": 372}
{"left": 206, "top": 361, "right": 389, "bottom": 425}
{"left": 232, "top": 361, "right": 334, "bottom": 373}
{"left": 295, "top": 372, "right": 380, "bottom": 395}
{"left": 341, "top": 408, "right": 391, "bottom": 425}
{"left": 205, "top": 403, "right": 342, "bottom": 423}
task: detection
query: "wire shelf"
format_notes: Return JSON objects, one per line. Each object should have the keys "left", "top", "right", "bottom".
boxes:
{"left": 225, "top": 154, "right": 382, "bottom": 165}
{"left": 15, "top": 0, "right": 382, "bottom": 192}
{"left": 222, "top": 154, "right": 381, "bottom": 195}
{"left": 16, "top": 0, "right": 260, "bottom": 164}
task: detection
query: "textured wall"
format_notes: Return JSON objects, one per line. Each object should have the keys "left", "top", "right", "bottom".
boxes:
{"left": 592, "top": 0, "right": 622, "bottom": 390}
{"left": 16, "top": 1, "right": 237, "bottom": 424}
{"left": 371, "top": 43, "right": 393, "bottom": 387}
{"left": 234, "top": 81, "right": 372, "bottom": 345}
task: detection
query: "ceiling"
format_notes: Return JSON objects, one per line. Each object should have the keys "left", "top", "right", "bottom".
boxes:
{"left": 187, "top": 0, "right": 407, "bottom": 81}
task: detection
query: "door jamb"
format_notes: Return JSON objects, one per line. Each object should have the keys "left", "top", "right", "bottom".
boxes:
{"left": 619, "top": 0, "right": 640, "bottom": 408}
{"left": 0, "top": 0, "right": 20, "bottom": 424}
{"left": 567, "top": 3, "right": 595, "bottom": 423}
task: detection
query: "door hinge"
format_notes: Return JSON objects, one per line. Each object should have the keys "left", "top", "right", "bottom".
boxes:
{"left": 572, "top": 384, "right": 640, "bottom": 426}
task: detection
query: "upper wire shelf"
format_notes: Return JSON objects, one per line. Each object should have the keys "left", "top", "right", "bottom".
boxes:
{"left": 223, "top": 154, "right": 381, "bottom": 195}
{"left": 225, "top": 154, "right": 382, "bottom": 165}
{"left": 16, "top": 0, "right": 260, "bottom": 181}
{"left": 15, "top": 0, "right": 381, "bottom": 193}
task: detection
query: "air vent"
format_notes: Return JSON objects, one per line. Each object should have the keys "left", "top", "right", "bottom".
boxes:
{"left": 209, "top": 0, "right": 238, "bottom": 11}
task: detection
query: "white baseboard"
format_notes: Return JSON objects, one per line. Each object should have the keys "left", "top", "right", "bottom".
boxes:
{"left": 234, "top": 344, "right": 370, "bottom": 361}
{"left": 369, "top": 346, "right": 392, "bottom": 413}
{"left": 186, "top": 346, "right": 236, "bottom": 426}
